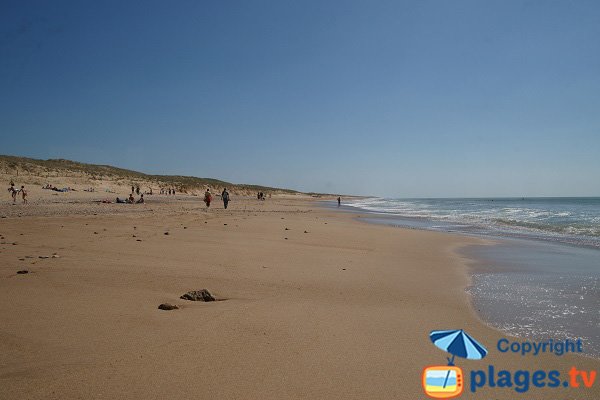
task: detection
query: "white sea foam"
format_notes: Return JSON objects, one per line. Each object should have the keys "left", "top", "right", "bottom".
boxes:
{"left": 344, "top": 197, "right": 600, "bottom": 248}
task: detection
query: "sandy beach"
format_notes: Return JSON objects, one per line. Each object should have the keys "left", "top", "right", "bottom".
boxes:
{"left": 1, "top": 188, "right": 598, "bottom": 399}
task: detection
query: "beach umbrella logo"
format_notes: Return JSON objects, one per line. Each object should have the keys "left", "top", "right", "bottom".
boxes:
{"left": 422, "top": 329, "right": 488, "bottom": 399}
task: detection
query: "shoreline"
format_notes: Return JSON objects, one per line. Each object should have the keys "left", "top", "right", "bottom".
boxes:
{"left": 330, "top": 200, "right": 600, "bottom": 361}
{"left": 1, "top": 194, "right": 598, "bottom": 399}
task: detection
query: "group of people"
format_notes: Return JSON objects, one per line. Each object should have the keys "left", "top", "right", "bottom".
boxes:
{"left": 116, "top": 193, "right": 144, "bottom": 204}
{"left": 43, "top": 184, "right": 72, "bottom": 192}
{"left": 130, "top": 186, "right": 153, "bottom": 195}
{"left": 160, "top": 188, "right": 176, "bottom": 195}
{"left": 257, "top": 192, "right": 269, "bottom": 200}
{"left": 203, "top": 188, "right": 230, "bottom": 209}
{"left": 7, "top": 181, "right": 27, "bottom": 204}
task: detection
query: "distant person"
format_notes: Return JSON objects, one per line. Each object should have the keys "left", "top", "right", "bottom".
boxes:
{"left": 172, "top": 188, "right": 176, "bottom": 195}
{"left": 337, "top": 196, "right": 341, "bottom": 207}
{"left": 19, "top": 186, "right": 27, "bottom": 204}
{"left": 136, "top": 186, "right": 140, "bottom": 195}
{"left": 128, "top": 193, "right": 135, "bottom": 204}
{"left": 8, "top": 183, "right": 17, "bottom": 204}
{"left": 136, "top": 194, "right": 144, "bottom": 204}
{"left": 131, "top": 185, "right": 135, "bottom": 193}
{"left": 116, "top": 197, "right": 127, "bottom": 203}
{"left": 221, "top": 188, "right": 230, "bottom": 209}
{"left": 204, "top": 189, "right": 212, "bottom": 208}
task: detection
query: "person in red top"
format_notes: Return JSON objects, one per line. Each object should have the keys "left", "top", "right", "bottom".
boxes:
{"left": 204, "top": 189, "right": 212, "bottom": 208}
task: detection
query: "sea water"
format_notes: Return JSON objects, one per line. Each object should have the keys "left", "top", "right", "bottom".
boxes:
{"left": 341, "top": 197, "right": 600, "bottom": 358}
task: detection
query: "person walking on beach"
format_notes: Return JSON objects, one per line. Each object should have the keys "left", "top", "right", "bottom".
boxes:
{"left": 337, "top": 196, "right": 341, "bottom": 207}
{"left": 204, "top": 189, "right": 212, "bottom": 208}
{"left": 8, "top": 183, "right": 17, "bottom": 204}
{"left": 19, "top": 186, "right": 28, "bottom": 204}
{"left": 221, "top": 188, "right": 230, "bottom": 209}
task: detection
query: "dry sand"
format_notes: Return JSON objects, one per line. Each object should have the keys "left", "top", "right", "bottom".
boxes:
{"left": 0, "top": 189, "right": 598, "bottom": 399}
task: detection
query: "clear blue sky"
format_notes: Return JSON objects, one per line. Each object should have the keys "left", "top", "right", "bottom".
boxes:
{"left": 1, "top": 1, "right": 599, "bottom": 197}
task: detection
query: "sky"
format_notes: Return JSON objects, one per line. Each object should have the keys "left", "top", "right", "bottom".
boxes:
{"left": 1, "top": 0, "right": 599, "bottom": 197}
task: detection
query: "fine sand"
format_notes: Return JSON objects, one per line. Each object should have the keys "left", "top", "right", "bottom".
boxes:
{"left": 0, "top": 190, "right": 598, "bottom": 399}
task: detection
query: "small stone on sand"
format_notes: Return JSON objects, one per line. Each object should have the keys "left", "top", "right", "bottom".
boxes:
{"left": 158, "top": 303, "right": 179, "bottom": 310}
{"left": 180, "top": 289, "right": 216, "bottom": 302}
{"left": 164, "top": 232, "right": 169, "bottom": 235}
{"left": 17, "top": 270, "right": 29, "bottom": 274}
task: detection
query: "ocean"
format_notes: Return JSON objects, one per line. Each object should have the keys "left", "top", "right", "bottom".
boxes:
{"left": 340, "top": 197, "right": 600, "bottom": 359}
{"left": 344, "top": 197, "right": 600, "bottom": 249}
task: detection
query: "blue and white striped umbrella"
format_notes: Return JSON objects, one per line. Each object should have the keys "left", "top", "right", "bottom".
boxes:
{"left": 430, "top": 329, "right": 488, "bottom": 362}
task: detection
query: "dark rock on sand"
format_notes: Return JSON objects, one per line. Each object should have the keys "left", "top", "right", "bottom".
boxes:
{"left": 158, "top": 303, "right": 179, "bottom": 310}
{"left": 164, "top": 232, "right": 169, "bottom": 235}
{"left": 180, "top": 289, "right": 216, "bottom": 302}
{"left": 17, "top": 270, "right": 29, "bottom": 274}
